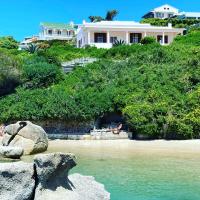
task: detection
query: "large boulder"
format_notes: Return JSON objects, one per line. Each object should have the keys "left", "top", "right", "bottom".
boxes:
{"left": 2, "top": 121, "right": 48, "bottom": 155}
{"left": 0, "top": 162, "right": 35, "bottom": 200}
{"left": 0, "top": 146, "right": 24, "bottom": 159}
{"left": 34, "top": 153, "right": 110, "bottom": 200}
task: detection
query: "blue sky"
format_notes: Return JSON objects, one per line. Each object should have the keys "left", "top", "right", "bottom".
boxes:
{"left": 0, "top": 0, "right": 200, "bottom": 40}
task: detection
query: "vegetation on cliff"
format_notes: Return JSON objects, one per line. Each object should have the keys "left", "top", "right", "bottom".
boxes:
{"left": 0, "top": 30, "right": 200, "bottom": 139}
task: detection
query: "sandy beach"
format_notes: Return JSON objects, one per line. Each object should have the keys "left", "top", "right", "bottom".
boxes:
{"left": 46, "top": 139, "right": 200, "bottom": 156}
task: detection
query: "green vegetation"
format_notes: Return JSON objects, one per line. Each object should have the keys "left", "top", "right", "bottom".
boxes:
{"left": 0, "top": 36, "right": 18, "bottom": 49}
{"left": 0, "top": 30, "right": 200, "bottom": 139}
{"left": 141, "top": 18, "right": 200, "bottom": 28}
{"left": 89, "top": 9, "right": 119, "bottom": 22}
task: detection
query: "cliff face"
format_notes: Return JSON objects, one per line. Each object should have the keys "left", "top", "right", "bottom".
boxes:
{"left": 0, "top": 153, "right": 110, "bottom": 200}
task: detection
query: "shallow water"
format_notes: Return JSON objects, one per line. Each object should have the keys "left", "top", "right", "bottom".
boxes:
{"left": 2, "top": 140, "right": 200, "bottom": 200}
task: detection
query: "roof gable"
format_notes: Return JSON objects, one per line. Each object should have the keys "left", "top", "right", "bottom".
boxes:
{"left": 154, "top": 4, "right": 179, "bottom": 13}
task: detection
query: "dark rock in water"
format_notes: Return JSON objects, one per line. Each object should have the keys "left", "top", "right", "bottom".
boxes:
{"left": 2, "top": 121, "right": 48, "bottom": 155}
{"left": 0, "top": 146, "right": 24, "bottom": 159}
{"left": 0, "top": 162, "right": 35, "bottom": 200}
{"left": 0, "top": 153, "right": 110, "bottom": 200}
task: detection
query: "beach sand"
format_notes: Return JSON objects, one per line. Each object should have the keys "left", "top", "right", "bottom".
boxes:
{"left": 47, "top": 139, "right": 200, "bottom": 155}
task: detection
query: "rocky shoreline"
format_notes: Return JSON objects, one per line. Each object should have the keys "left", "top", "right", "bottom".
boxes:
{"left": 0, "top": 153, "right": 110, "bottom": 200}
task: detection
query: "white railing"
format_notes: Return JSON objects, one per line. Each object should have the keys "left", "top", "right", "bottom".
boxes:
{"left": 39, "top": 33, "right": 74, "bottom": 40}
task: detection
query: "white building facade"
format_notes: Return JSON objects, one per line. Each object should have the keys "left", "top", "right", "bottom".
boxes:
{"left": 39, "top": 22, "right": 77, "bottom": 41}
{"left": 143, "top": 4, "right": 200, "bottom": 20}
{"left": 77, "top": 21, "right": 184, "bottom": 48}
{"left": 143, "top": 4, "right": 179, "bottom": 19}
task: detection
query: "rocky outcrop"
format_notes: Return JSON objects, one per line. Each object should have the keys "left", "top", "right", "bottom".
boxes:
{"left": 0, "top": 162, "right": 35, "bottom": 200}
{"left": 0, "top": 146, "right": 24, "bottom": 159}
{"left": 0, "top": 153, "right": 110, "bottom": 200}
{"left": 2, "top": 121, "right": 48, "bottom": 155}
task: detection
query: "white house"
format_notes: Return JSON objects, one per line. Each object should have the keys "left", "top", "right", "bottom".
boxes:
{"left": 143, "top": 4, "right": 179, "bottom": 19}
{"left": 143, "top": 4, "right": 200, "bottom": 20}
{"left": 39, "top": 22, "right": 77, "bottom": 41}
{"left": 76, "top": 20, "right": 184, "bottom": 48}
{"left": 19, "top": 36, "right": 39, "bottom": 50}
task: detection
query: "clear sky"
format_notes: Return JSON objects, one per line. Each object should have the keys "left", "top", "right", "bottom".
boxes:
{"left": 0, "top": 0, "right": 200, "bottom": 40}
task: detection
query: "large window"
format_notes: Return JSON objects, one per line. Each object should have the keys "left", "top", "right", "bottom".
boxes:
{"left": 94, "top": 33, "right": 107, "bottom": 43}
{"left": 57, "top": 30, "right": 61, "bottom": 35}
{"left": 130, "top": 33, "right": 142, "bottom": 43}
{"left": 157, "top": 35, "right": 169, "bottom": 44}
{"left": 156, "top": 12, "right": 164, "bottom": 18}
{"left": 48, "top": 30, "right": 53, "bottom": 35}
{"left": 110, "top": 37, "right": 117, "bottom": 44}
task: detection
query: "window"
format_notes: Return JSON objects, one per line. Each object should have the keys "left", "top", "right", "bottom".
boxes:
{"left": 48, "top": 30, "right": 53, "bottom": 35}
{"left": 164, "top": 35, "right": 168, "bottom": 44}
{"left": 130, "top": 33, "right": 142, "bottom": 43}
{"left": 157, "top": 35, "right": 163, "bottom": 44}
{"left": 78, "top": 39, "right": 82, "bottom": 48}
{"left": 157, "top": 35, "right": 169, "bottom": 44}
{"left": 94, "top": 33, "right": 107, "bottom": 43}
{"left": 156, "top": 12, "right": 164, "bottom": 18}
{"left": 57, "top": 30, "right": 61, "bottom": 35}
{"left": 67, "top": 31, "right": 70, "bottom": 36}
{"left": 110, "top": 37, "right": 117, "bottom": 44}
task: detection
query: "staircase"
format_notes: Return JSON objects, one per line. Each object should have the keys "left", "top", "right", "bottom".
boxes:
{"left": 62, "top": 57, "right": 98, "bottom": 73}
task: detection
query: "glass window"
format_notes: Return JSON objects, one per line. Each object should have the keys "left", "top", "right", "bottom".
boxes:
{"left": 48, "top": 30, "right": 53, "bottom": 35}
{"left": 94, "top": 33, "right": 107, "bottom": 43}
{"left": 164, "top": 36, "right": 168, "bottom": 44}
{"left": 110, "top": 37, "right": 117, "bottom": 44}
{"left": 156, "top": 12, "right": 164, "bottom": 18}
{"left": 130, "top": 33, "right": 142, "bottom": 43}
{"left": 57, "top": 30, "right": 61, "bottom": 35}
{"left": 157, "top": 35, "right": 163, "bottom": 44}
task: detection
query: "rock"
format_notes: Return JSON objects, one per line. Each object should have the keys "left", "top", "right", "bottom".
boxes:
{"left": 34, "top": 153, "right": 110, "bottom": 200}
{"left": 0, "top": 153, "right": 110, "bottom": 200}
{"left": 0, "top": 162, "right": 35, "bottom": 200}
{"left": 35, "top": 173, "right": 110, "bottom": 200}
{"left": 0, "top": 146, "right": 24, "bottom": 159}
{"left": 2, "top": 121, "right": 48, "bottom": 155}
{"left": 34, "top": 153, "right": 77, "bottom": 189}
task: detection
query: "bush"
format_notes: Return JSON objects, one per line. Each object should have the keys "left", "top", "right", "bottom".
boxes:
{"left": 0, "top": 36, "right": 18, "bottom": 49}
{"left": 21, "top": 56, "right": 64, "bottom": 89}
{"left": 141, "top": 36, "right": 156, "bottom": 45}
{"left": 0, "top": 50, "right": 20, "bottom": 96}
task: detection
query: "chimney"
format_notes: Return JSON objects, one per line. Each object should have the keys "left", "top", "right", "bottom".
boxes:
{"left": 83, "top": 20, "right": 86, "bottom": 24}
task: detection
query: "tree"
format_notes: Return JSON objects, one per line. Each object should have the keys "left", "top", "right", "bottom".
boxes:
{"left": 89, "top": 16, "right": 104, "bottom": 22}
{"left": 89, "top": 9, "right": 119, "bottom": 22}
{"left": 105, "top": 10, "right": 119, "bottom": 21}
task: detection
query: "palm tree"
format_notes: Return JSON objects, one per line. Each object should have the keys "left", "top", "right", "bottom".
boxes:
{"left": 25, "top": 43, "right": 39, "bottom": 54}
{"left": 105, "top": 10, "right": 119, "bottom": 21}
{"left": 89, "top": 9, "right": 119, "bottom": 22}
{"left": 89, "top": 16, "right": 104, "bottom": 22}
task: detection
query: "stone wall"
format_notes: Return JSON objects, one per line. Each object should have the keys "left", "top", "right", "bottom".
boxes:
{"left": 35, "top": 120, "right": 94, "bottom": 137}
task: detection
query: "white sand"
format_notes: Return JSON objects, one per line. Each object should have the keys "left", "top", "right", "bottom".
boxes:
{"left": 48, "top": 139, "right": 200, "bottom": 155}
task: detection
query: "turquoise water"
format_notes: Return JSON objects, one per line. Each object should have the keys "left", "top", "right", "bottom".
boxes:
{"left": 2, "top": 141, "right": 200, "bottom": 200}
{"left": 70, "top": 151, "right": 200, "bottom": 200}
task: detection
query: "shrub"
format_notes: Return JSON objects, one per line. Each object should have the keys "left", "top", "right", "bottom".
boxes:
{"left": 141, "top": 36, "right": 156, "bottom": 45}
{"left": 0, "top": 36, "right": 18, "bottom": 49}
{"left": 21, "top": 56, "right": 64, "bottom": 89}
